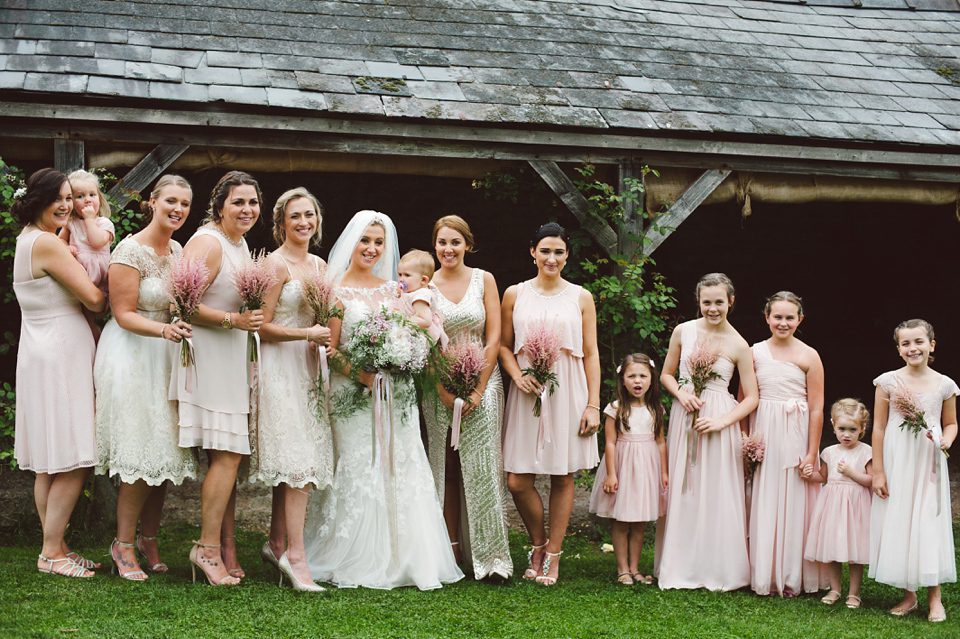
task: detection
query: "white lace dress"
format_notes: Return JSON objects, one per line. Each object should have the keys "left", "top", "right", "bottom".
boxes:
{"left": 94, "top": 237, "right": 198, "bottom": 485}
{"left": 303, "top": 282, "right": 463, "bottom": 590}
{"left": 246, "top": 257, "right": 334, "bottom": 489}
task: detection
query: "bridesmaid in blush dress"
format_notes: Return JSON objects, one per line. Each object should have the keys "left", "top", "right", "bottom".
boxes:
{"left": 655, "top": 272, "right": 758, "bottom": 591}
{"left": 501, "top": 222, "right": 601, "bottom": 586}
{"left": 749, "top": 291, "right": 828, "bottom": 597}
{"left": 12, "top": 169, "right": 106, "bottom": 577}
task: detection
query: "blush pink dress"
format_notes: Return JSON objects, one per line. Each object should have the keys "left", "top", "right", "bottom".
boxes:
{"left": 748, "top": 341, "right": 827, "bottom": 595}
{"left": 13, "top": 228, "right": 97, "bottom": 473}
{"left": 655, "top": 320, "right": 749, "bottom": 591}
{"left": 589, "top": 402, "right": 664, "bottom": 522}
{"left": 67, "top": 216, "right": 115, "bottom": 297}
{"left": 502, "top": 281, "right": 598, "bottom": 475}
{"left": 805, "top": 443, "right": 872, "bottom": 564}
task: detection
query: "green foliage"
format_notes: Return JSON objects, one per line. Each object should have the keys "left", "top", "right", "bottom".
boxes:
{"left": 0, "top": 157, "right": 26, "bottom": 305}
{"left": 0, "top": 382, "right": 16, "bottom": 469}
{"left": 91, "top": 167, "right": 144, "bottom": 247}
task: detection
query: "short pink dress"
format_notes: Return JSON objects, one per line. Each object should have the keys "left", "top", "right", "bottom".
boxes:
{"left": 393, "top": 285, "right": 447, "bottom": 348}
{"left": 67, "top": 216, "right": 115, "bottom": 297}
{"left": 589, "top": 402, "right": 664, "bottom": 522}
{"left": 502, "top": 281, "right": 599, "bottom": 475}
{"left": 805, "top": 442, "right": 872, "bottom": 564}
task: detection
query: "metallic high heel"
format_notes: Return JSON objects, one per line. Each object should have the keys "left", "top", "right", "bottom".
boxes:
{"left": 536, "top": 550, "right": 563, "bottom": 586}
{"left": 277, "top": 553, "right": 326, "bottom": 592}
{"left": 136, "top": 535, "right": 168, "bottom": 573}
{"left": 110, "top": 539, "right": 147, "bottom": 581}
{"left": 188, "top": 541, "right": 240, "bottom": 586}
{"left": 261, "top": 541, "right": 282, "bottom": 579}
{"left": 523, "top": 540, "right": 548, "bottom": 580}
{"left": 220, "top": 534, "right": 245, "bottom": 579}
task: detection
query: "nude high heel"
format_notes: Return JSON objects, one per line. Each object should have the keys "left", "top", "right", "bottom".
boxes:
{"left": 188, "top": 541, "right": 240, "bottom": 586}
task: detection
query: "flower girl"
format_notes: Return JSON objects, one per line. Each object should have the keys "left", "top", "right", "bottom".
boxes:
{"left": 803, "top": 399, "right": 873, "bottom": 609}
{"left": 589, "top": 354, "right": 667, "bottom": 585}
{"left": 871, "top": 319, "right": 956, "bottom": 623}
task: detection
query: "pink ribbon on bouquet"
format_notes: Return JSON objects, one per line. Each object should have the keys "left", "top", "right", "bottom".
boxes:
{"left": 783, "top": 398, "right": 808, "bottom": 470}
{"left": 372, "top": 372, "right": 396, "bottom": 480}
{"left": 247, "top": 332, "right": 261, "bottom": 398}
{"left": 313, "top": 344, "right": 331, "bottom": 411}
{"left": 450, "top": 397, "right": 465, "bottom": 451}
{"left": 928, "top": 426, "right": 944, "bottom": 516}
{"left": 535, "top": 386, "right": 552, "bottom": 463}
{"left": 180, "top": 335, "right": 197, "bottom": 393}
{"left": 680, "top": 384, "right": 696, "bottom": 493}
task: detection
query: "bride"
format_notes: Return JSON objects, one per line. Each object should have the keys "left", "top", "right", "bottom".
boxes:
{"left": 303, "top": 210, "right": 463, "bottom": 589}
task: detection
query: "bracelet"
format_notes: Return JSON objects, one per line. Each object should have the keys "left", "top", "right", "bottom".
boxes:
{"left": 159, "top": 323, "right": 167, "bottom": 339}
{"left": 587, "top": 403, "right": 600, "bottom": 411}
{"left": 471, "top": 388, "right": 483, "bottom": 399}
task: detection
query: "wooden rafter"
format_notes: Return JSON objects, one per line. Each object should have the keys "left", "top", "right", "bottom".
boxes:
{"left": 106, "top": 144, "right": 190, "bottom": 208}
{"left": 528, "top": 159, "right": 619, "bottom": 257}
{"left": 642, "top": 169, "right": 731, "bottom": 256}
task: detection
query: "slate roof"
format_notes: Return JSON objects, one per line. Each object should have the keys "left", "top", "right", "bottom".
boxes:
{"left": 2, "top": 0, "right": 960, "bottom": 150}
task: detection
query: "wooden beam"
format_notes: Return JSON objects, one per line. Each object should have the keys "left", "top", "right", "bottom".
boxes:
{"left": 617, "top": 161, "right": 644, "bottom": 259}
{"left": 53, "top": 139, "right": 84, "bottom": 173}
{"left": 528, "top": 159, "right": 619, "bottom": 257}
{"left": 106, "top": 144, "right": 190, "bottom": 208}
{"left": 642, "top": 169, "right": 730, "bottom": 256}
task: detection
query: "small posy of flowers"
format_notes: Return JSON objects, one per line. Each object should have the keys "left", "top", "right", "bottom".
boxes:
{"left": 679, "top": 339, "right": 723, "bottom": 400}
{"left": 302, "top": 267, "right": 343, "bottom": 326}
{"left": 233, "top": 250, "right": 278, "bottom": 365}
{"left": 520, "top": 318, "right": 563, "bottom": 418}
{"left": 742, "top": 432, "right": 765, "bottom": 478}
{"left": 442, "top": 338, "right": 486, "bottom": 403}
{"left": 888, "top": 378, "right": 928, "bottom": 437}
{"left": 166, "top": 252, "right": 210, "bottom": 367}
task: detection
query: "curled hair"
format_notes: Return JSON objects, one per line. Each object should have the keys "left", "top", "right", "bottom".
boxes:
{"left": 67, "top": 169, "right": 111, "bottom": 219}
{"left": 614, "top": 353, "right": 665, "bottom": 439}
{"left": 140, "top": 174, "right": 192, "bottom": 220}
{"left": 531, "top": 222, "right": 569, "bottom": 249}
{"left": 203, "top": 170, "right": 262, "bottom": 225}
{"left": 10, "top": 168, "right": 69, "bottom": 227}
{"left": 399, "top": 249, "right": 435, "bottom": 280}
{"left": 830, "top": 398, "right": 870, "bottom": 438}
{"left": 271, "top": 187, "right": 323, "bottom": 248}
{"left": 432, "top": 215, "right": 476, "bottom": 252}
{"left": 764, "top": 290, "right": 803, "bottom": 317}
{"left": 695, "top": 272, "right": 735, "bottom": 302}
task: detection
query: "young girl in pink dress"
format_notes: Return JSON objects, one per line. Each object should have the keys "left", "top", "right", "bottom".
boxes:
{"left": 803, "top": 399, "right": 873, "bottom": 609}
{"left": 656, "top": 272, "right": 759, "bottom": 591}
{"left": 63, "top": 170, "right": 115, "bottom": 297}
{"left": 749, "top": 291, "right": 827, "bottom": 597}
{"left": 394, "top": 249, "right": 447, "bottom": 348}
{"left": 871, "top": 319, "right": 956, "bottom": 623}
{"left": 589, "top": 353, "right": 667, "bottom": 585}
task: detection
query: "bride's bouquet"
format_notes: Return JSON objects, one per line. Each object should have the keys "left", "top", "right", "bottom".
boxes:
{"left": 165, "top": 253, "right": 209, "bottom": 390}
{"left": 233, "top": 250, "right": 278, "bottom": 371}
{"left": 340, "top": 307, "right": 436, "bottom": 376}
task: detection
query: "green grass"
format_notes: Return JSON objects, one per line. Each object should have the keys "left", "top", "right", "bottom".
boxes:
{"left": 1, "top": 523, "right": 957, "bottom": 639}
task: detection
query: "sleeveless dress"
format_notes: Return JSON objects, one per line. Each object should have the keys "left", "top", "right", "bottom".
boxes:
{"left": 805, "top": 442, "right": 872, "bottom": 564}
{"left": 303, "top": 282, "right": 463, "bottom": 590}
{"left": 67, "top": 216, "right": 115, "bottom": 297}
{"left": 748, "top": 341, "right": 827, "bottom": 595}
{"left": 655, "top": 320, "right": 749, "bottom": 591}
{"left": 502, "top": 281, "right": 599, "bottom": 475}
{"left": 170, "top": 228, "right": 251, "bottom": 454}
{"left": 589, "top": 402, "right": 665, "bottom": 522}
{"left": 246, "top": 255, "right": 334, "bottom": 489}
{"left": 94, "top": 237, "right": 198, "bottom": 485}
{"left": 13, "top": 228, "right": 97, "bottom": 473}
{"left": 422, "top": 268, "right": 512, "bottom": 580}
{"left": 869, "top": 371, "right": 957, "bottom": 590}
{"left": 394, "top": 286, "right": 447, "bottom": 348}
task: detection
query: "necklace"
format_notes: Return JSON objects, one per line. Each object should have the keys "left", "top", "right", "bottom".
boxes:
{"left": 212, "top": 223, "right": 243, "bottom": 248}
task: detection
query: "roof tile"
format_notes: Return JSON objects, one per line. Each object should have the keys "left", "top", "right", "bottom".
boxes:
{"left": 325, "top": 92, "right": 384, "bottom": 115}
{"left": 86, "top": 75, "right": 148, "bottom": 98}
{"left": 265, "top": 87, "right": 327, "bottom": 110}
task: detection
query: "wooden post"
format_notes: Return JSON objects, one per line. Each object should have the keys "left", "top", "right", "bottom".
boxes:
{"left": 527, "top": 159, "right": 618, "bottom": 257}
{"left": 642, "top": 169, "right": 731, "bottom": 256}
{"left": 53, "top": 140, "right": 84, "bottom": 173}
{"left": 617, "top": 161, "right": 644, "bottom": 260}
{"left": 106, "top": 144, "right": 190, "bottom": 208}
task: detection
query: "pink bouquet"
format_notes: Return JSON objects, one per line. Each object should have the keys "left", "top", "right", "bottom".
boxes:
{"left": 888, "top": 378, "right": 928, "bottom": 437}
{"left": 165, "top": 253, "right": 209, "bottom": 371}
{"left": 520, "top": 318, "right": 563, "bottom": 418}
{"left": 233, "top": 250, "right": 278, "bottom": 367}
{"left": 742, "top": 432, "right": 766, "bottom": 478}
{"left": 442, "top": 339, "right": 487, "bottom": 450}
{"left": 302, "top": 268, "right": 343, "bottom": 326}
{"left": 679, "top": 339, "right": 723, "bottom": 465}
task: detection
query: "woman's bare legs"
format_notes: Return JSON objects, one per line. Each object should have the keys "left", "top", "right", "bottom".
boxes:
{"left": 35, "top": 468, "right": 93, "bottom": 576}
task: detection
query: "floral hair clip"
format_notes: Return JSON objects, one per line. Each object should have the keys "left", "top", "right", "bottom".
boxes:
{"left": 616, "top": 365, "right": 622, "bottom": 373}
{"left": 13, "top": 187, "right": 26, "bottom": 200}
{"left": 648, "top": 359, "right": 656, "bottom": 368}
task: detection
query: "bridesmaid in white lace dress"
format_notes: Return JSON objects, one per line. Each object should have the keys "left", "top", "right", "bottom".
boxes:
{"left": 12, "top": 169, "right": 106, "bottom": 577}
{"left": 94, "top": 175, "right": 198, "bottom": 580}
{"left": 250, "top": 188, "right": 333, "bottom": 592}
{"left": 170, "top": 171, "right": 264, "bottom": 586}
{"left": 303, "top": 210, "right": 462, "bottom": 590}
{"left": 423, "top": 215, "right": 512, "bottom": 580}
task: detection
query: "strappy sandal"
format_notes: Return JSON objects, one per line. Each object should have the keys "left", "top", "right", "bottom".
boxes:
{"left": 110, "top": 539, "right": 147, "bottom": 581}
{"left": 136, "top": 535, "right": 168, "bottom": 573}
{"left": 220, "top": 534, "right": 245, "bottom": 579}
{"left": 632, "top": 572, "right": 654, "bottom": 585}
{"left": 820, "top": 590, "right": 841, "bottom": 605}
{"left": 38, "top": 554, "right": 94, "bottom": 578}
{"left": 617, "top": 572, "right": 634, "bottom": 585}
{"left": 535, "top": 550, "right": 562, "bottom": 586}
{"left": 189, "top": 541, "right": 240, "bottom": 586}
{"left": 65, "top": 551, "right": 100, "bottom": 570}
{"left": 523, "top": 540, "right": 548, "bottom": 580}
{"left": 845, "top": 595, "right": 861, "bottom": 609}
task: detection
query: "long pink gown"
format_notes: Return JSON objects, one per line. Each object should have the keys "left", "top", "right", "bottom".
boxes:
{"left": 502, "top": 281, "right": 598, "bottom": 475}
{"left": 748, "top": 341, "right": 827, "bottom": 595}
{"left": 655, "top": 320, "right": 749, "bottom": 591}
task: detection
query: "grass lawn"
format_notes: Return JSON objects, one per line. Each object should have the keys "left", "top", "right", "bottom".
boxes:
{"left": 1, "top": 523, "right": 957, "bottom": 639}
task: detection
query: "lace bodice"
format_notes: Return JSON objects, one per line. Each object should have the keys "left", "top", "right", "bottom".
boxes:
{"left": 337, "top": 281, "right": 396, "bottom": 338}
{"left": 110, "top": 236, "right": 182, "bottom": 322}
{"left": 436, "top": 268, "right": 487, "bottom": 345}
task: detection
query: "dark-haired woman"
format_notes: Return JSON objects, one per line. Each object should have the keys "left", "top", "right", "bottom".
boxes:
{"left": 500, "top": 222, "right": 601, "bottom": 586}
{"left": 94, "top": 175, "right": 199, "bottom": 580}
{"left": 12, "top": 168, "right": 105, "bottom": 577}
{"left": 170, "top": 171, "right": 264, "bottom": 586}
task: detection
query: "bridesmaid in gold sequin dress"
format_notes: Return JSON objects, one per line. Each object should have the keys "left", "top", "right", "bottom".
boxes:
{"left": 423, "top": 215, "right": 512, "bottom": 580}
